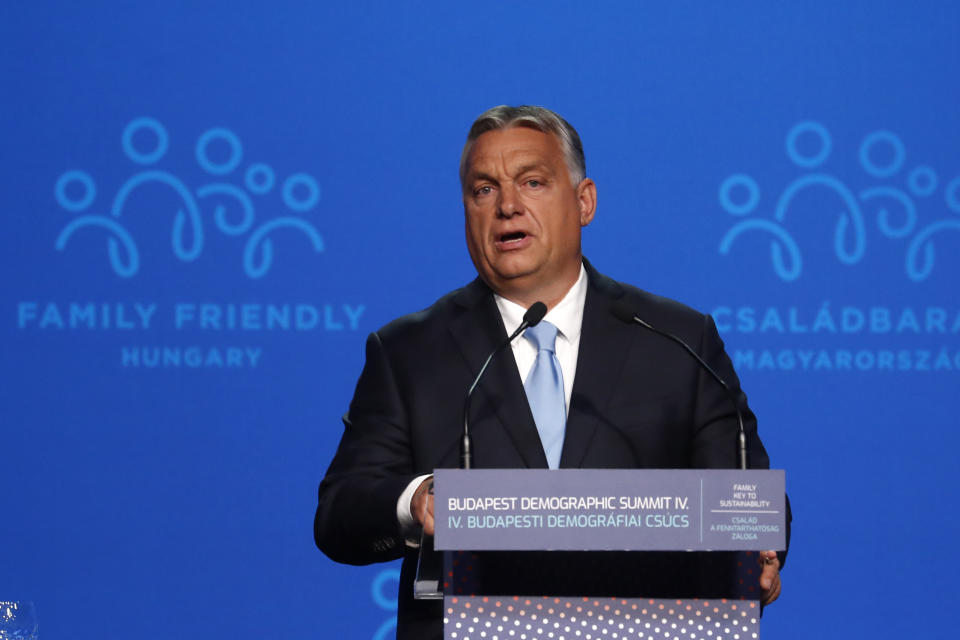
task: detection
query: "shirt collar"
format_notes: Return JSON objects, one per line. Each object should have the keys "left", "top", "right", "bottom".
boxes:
{"left": 494, "top": 263, "right": 588, "bottom": 342}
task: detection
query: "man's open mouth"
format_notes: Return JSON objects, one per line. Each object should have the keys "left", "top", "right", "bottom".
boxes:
{"left": 499, "top": 231, "right": 527, "bottom": 243}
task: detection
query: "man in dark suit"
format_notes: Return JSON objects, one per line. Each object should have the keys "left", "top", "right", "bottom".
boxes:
{"left": 315, "top": 105, "right": 785, "bottom": 639}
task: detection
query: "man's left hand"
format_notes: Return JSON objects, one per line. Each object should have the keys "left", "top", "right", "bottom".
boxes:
{"left": 758, "top": 550, "right": 781, "bottom": 605}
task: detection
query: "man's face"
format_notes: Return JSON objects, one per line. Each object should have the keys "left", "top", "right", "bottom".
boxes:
{"left": 462, "top": 127, "right": 596, "bottom": 305}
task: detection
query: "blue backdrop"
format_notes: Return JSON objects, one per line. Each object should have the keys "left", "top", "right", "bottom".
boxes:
{"left": 2, "top": 2, "right": 958, "bottom": 637}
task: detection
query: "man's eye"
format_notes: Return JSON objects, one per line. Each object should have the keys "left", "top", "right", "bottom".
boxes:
{"left": 475, "top": 186, "right": 492, "bottom": 196}
{"left": 526, "top": 179, "right": 542, "bottom": 188}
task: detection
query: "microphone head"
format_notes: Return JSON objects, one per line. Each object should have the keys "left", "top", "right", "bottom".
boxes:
{"left": 611, "top": 299, "right": 639, "bottom": 325}
{"left": 524, "top": 301, "right": 548, "bottom": 327}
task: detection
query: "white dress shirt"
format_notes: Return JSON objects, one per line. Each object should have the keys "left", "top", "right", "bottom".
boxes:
{"left": 494, "top": 264, "right": 587, "bottom": 412}
{"left": 397, "top": 265, "right": 589, "bottom": 541}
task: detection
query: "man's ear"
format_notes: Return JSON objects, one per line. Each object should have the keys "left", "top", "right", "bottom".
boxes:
{"left": 577, "top": 178, "right": 597, "bottom": 227}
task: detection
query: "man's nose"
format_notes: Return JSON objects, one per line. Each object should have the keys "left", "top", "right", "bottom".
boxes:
{"left": 497, "top": 183, "right": 522, "bottom": 217}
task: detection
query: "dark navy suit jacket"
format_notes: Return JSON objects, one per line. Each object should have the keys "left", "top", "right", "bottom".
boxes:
{"left": 315, "top": 261, "right": 785, "bottom": 639}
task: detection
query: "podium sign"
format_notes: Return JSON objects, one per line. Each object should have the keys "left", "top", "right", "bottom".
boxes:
{"left": 434, "top": 469, "right": 786, "bottom": 551}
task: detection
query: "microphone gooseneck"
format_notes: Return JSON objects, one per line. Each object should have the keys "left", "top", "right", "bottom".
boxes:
{"left": 611, "top": 300, "right": 749, "bottom": 470}
{"left": 461, "top": 301, "right": 547, "bottom": 469}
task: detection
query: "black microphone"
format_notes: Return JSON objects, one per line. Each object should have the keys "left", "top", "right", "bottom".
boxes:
{"left": 416, "top": 303, "right": 545, "bottom": 602}
{"left": 461, "top": 301, "right": 547, "bottom": 469}
{"left": 611, "top": 300, "right": 749, "bottom": 470}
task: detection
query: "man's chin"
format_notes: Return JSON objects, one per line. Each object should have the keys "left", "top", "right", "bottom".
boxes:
{"left": 481, "top": 270, "right": 545, "bottom": 302}
{"left": 487, "top": 254, "right": 540, "bottom": 280}
{"left": 488, "top": 266, "right": 539, "bottom": 286}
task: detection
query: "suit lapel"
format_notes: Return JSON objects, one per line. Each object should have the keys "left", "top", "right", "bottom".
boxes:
{"left": 560, "top": 263, "right": 634, "bottom": 468}
{"left": 448, "top": 279, "right": 548, "bottom": 468}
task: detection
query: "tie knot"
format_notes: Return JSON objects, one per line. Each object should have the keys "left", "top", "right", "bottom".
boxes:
{"left": 524, "top": 321, "right": 558, "bottom": 353}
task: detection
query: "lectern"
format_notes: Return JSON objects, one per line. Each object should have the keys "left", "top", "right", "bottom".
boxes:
{"left": 417, "top": 468, "right": 786, "bottom": 640}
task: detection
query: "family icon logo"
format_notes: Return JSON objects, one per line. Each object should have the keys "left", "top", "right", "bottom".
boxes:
{"left": 370, "top": 568, "right": 399, "bottom": 640}
{"left": 53, "top": 117, "right": 324, "bottom": 279}
{"left": 21, "top": 117, "right": 366, "bottom": 370}
{"left": 717, "top": 121, "right": 960, "bottom": 282}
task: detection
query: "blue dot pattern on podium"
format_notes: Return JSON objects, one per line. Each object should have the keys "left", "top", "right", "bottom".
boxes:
{"left": 443, "top": 595, "right": 760, "bottom": 640}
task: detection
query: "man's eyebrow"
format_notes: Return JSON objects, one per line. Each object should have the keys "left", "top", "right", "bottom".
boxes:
{"left": 517, "top": 162, "right": 546, "bottom": 174}
{"left": 466, "top": 170, "right": 499, "bottom": 184}
{"left": 514, "top": 162, "right": 554, "bottom": 176}
{"left": 466, "top": 161, "right": 554, "bottom": 184}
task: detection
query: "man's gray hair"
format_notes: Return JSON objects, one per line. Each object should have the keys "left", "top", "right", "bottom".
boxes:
{"left": 459, "top": 105, "right": 586, "bottom": 188}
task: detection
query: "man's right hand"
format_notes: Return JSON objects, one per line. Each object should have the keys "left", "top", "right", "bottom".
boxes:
{"left": 410, "top": 477, "right": 435, "bottom": 536}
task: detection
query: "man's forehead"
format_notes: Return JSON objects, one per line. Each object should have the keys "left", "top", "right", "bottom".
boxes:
{"left": 465, "top": 127, "right": 563, "bottom": 176}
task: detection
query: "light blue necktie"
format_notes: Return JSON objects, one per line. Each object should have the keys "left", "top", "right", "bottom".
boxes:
{"left": 523, "top": 321, "right": 566, "bottom": 469}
